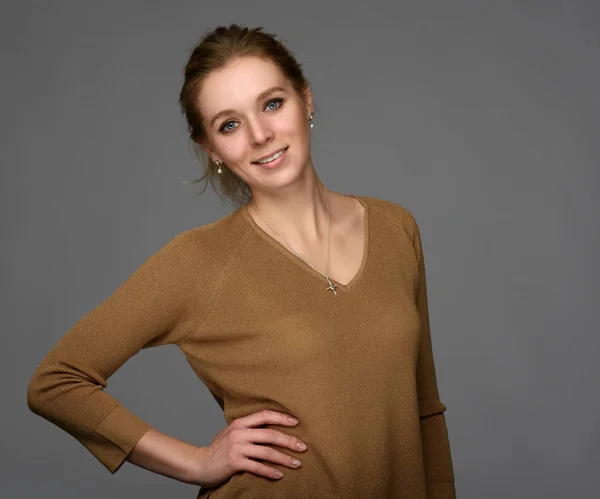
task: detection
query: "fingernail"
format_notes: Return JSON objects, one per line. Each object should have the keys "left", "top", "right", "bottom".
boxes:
{"left": 289, "top": 416, "right": 299, "bottom": 424}
{"left": 296, "top": 441, "right": 307, "bottom": 450}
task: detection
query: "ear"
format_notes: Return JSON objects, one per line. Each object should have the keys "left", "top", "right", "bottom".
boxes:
{"left": 196, "top": 139, "right": 218, "bottom": 162}
{"left": 302, "top": 85, "right": 314, "bottom": 115}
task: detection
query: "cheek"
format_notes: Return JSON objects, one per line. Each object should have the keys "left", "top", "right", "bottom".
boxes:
{"left": 279, "top": 110, "right": 307, "bottom": 138}
{"left": 215, "top": 134, "right": 248, "bottom": 161}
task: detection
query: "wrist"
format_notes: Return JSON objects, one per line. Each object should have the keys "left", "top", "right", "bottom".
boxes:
{"left": 185, "top": 445, "right": 210, "bottom": 486}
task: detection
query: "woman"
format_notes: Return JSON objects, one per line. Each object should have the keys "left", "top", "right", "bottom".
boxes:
{"left": 27, "top": 24, "right": 456, "bottom": 498}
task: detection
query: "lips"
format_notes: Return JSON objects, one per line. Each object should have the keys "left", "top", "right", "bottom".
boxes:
{"left": 252, "top": 146, "right": 288, "bottom": 164}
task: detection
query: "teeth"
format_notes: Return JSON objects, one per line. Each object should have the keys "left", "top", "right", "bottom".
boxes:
{"left": 257, "top": 148, "right": 285, "bottom": 164}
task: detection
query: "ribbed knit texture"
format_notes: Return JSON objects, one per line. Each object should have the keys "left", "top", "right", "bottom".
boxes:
{"left": 27, "top": 195, "right": 455, "bottom": 498}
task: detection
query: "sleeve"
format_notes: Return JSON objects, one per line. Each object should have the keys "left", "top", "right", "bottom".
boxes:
{"left": 26, "top": 232, "right": 199, "bottom": 474}
{"left": 412, "top": 218, "right": 456, "bottom": 498}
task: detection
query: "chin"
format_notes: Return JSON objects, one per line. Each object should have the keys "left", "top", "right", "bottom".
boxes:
{"left": 258, "top": 165, "right": 305, "bottom": 191}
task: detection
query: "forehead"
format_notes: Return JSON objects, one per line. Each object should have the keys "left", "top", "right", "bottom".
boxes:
{"left": 197, "top": 57, "right": 289, "bottom": 118}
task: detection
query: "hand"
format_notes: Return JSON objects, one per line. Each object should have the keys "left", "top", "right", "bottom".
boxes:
{"left": 190, "top": 410, "right": 308, "bottom": 488}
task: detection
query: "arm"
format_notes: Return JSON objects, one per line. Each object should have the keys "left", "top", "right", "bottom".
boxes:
{"left": 412, "top": 219, "right": 456, "bottom": 498}
{"left": 125, "top": 427, "right": 206, "bottom": 484}
{"left": 27, "top": 231, "right": 208, "bottom": 476}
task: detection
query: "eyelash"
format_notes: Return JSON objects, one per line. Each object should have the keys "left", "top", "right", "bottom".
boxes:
{"left": 218, "top": 98, "right": 284, "bottom": 134}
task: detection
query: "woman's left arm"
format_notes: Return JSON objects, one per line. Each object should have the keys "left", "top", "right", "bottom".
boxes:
{"left": 412, "top": 218, "right": 456, "bottom": 499}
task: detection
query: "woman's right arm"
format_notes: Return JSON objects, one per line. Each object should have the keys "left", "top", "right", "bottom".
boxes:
{"left": 125, "top": 427, "right": 207, "bottom": 484}
{"left": 26, "top": 231, "right": 206, "bottom": 475}
{"left": 27, "top": 229, "right": 307, "bottom": 487}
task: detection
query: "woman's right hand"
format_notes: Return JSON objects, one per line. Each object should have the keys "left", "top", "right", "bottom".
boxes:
{"left": 190, "top": 410, "right": 308, "bottom": 488}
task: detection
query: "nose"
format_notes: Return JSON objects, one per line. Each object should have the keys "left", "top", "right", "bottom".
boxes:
{"left": 247, "top": 115, "right": 273, "bottom": 147}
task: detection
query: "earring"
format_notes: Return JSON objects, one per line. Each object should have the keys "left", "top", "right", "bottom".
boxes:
{"left": 215, "top": 160, "right": 223, "bottom": 174}
{"left": 309, "top": 112, "right": 314, "bottom": 128}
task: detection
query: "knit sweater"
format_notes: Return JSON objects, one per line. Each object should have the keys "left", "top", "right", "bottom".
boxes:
{"left": 27, "top": 195, "right": 456, "bottom": 498}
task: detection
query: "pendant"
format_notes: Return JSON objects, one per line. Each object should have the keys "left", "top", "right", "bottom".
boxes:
{"left": 325, "top": 276, "right": 338, "bottom": 295}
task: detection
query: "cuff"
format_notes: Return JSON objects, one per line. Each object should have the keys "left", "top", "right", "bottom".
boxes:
{"left": 84, "top": 404, "right": 153, "bottom": 473}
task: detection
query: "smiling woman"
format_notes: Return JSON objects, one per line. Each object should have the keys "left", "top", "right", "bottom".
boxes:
{"left": 178, "top": 26, "right": 316, "bottom": 210}
{"left": 189, "top": 58, "right": 315, "bottom": 207}
{"left": 27, "top": 24, "right": 456, "bottom": 499}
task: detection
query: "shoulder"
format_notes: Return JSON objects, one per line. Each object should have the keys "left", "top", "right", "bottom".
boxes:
{"left": 361, "top": 195, "right": 420, "bottom": 240}
{"left": 147, "top": 208, "right": 253, "bottom": 275}
{"left": 361, "top": 195, "right": 426, "bottom": 265}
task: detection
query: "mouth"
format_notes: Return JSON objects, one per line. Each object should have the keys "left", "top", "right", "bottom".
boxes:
{"left": 252, "top": 146, "right": 289, "bottom": 165}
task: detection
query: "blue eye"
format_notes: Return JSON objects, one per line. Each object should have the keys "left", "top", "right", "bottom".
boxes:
{"left": 218, "top": 98, "right": 284, "bottom": 134}
{"left": 221, "top": 121, "right": 237, "bottom": 133}
{"left": 265, "top": 98, "right": 283, "bottom": 111}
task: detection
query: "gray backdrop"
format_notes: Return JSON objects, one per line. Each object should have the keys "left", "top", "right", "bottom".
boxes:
{"left": 2, "top": 1, "right": 599, "bottom": 498}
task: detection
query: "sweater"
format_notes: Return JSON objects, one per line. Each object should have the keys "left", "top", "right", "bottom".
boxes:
{"left": 27, "top": 195, "right": 456, "bottom": 498}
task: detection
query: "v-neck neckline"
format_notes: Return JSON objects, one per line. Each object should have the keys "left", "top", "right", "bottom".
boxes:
{"left": 240, "top": 194, "right": 370, "bottom": 293}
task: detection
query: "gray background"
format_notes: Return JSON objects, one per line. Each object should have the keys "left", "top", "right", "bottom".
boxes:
{"left": 2, "top": 1, "right": 599, "bottom": 498}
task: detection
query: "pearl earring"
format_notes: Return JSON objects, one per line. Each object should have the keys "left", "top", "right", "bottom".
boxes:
{"left": 215, "top": 160, "right": 223, "bottom": 174}
{"left": 309, "top": 112, "right": 314, "bottom": 128}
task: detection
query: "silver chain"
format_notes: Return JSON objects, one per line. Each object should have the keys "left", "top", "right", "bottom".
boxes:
{"left": 249, "top": 185, "right": 337, "bottom": 295}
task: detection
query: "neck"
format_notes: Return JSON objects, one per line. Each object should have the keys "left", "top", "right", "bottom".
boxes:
{"left": 248, "top": 171, "right": 330, "bottom": 246}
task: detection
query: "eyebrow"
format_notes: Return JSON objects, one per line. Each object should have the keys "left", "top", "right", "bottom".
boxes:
{"left": 209, "top": 86, "right": 287, "bottom": 127}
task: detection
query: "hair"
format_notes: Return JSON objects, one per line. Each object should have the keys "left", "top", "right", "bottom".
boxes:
{"left": 179, "top": 24, "right": 313, "bottom": 209}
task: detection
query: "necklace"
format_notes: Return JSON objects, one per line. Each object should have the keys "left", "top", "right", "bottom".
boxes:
{"left": 249, "top": 185, "right": 338, "bottom": 295}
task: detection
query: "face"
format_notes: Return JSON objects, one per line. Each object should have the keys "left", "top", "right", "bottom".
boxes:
{"left": 196, "top": 56, "right": 314, "bottom": 193}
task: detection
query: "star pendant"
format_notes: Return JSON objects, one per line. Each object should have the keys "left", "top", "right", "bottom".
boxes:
{"left": 325, "top": 276, "right": 338, "bottom": 295}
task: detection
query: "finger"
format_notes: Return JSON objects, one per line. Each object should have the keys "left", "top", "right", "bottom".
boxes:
{"left": 247, "top": 427, "right": 307, "bottom": 453}
{"left": 239, "top": 457, "right": 285, "bottom": 480}
{"left": 233, "top": 409, "right": 299, "bottom": 429}
{"left": 243, "top": 443, "right": 303, "bottom": 470}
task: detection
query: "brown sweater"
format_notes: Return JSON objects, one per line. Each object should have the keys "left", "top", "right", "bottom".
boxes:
{"left": 27, "top": 195, "right": 456, "bottom": 498}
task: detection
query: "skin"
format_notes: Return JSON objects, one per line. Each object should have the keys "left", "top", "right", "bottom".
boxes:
{"left": 195, "top": 55, "right": 354, "bottom": 257}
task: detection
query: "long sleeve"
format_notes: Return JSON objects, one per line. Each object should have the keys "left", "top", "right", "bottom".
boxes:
{"left": 27, "top": 232, "right": 201, "bottom": 474}
{"left": 412, "top": 218, "right": 456, "bottom": 498}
